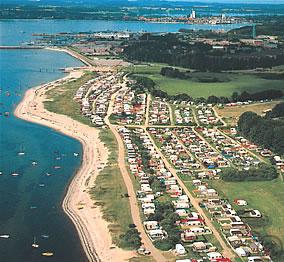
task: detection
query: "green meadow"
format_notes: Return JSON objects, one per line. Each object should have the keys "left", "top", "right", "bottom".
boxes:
{"left": 209, "top": 178, "right": 284, "bottom": 244}
{"left": 126, "top": 64, "right": 284, "bottom": 98}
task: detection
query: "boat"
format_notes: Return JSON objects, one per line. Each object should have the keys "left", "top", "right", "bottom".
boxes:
{"left": 46, "top": 173, "right": 53, "bottom": 176}
{"left": 11, "top": 173, "right": 20, "bottom": 177}
{"left": 39, "top": 184, "right": 45, "bottom": 187}
{"left": 0, "top": 235, "right": 10, "bottom": 239}
{"left": 31, "top": 161, "right": 38, "bottom": 166}
{"left": 53, "top": 166, "right": 61, "bottom": 169}
{"left": 17, "top": 144, "right": 25, "bottom": 156}
{"left": 0, "top": 171, "right": 3, "bottom": 175}
{"left": 30, "top": 206, "right": 37, "bottom": 209}
{"left": 42, "top": 252, "right": 54, "bottom": 257}
{"left": 41, "top": 234, "right": 49, "bottom": 239}
{"left": 32, "top": 237, "right": 39, "bottom": 248}
{"left": 73, "top": 152, "right": 79, "bottom": 157}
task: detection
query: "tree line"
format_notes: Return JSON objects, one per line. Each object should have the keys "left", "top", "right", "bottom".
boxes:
{"left": 265, "top": 102, "right": 284, "bottom": 119}
{"left": 123, "top": 33, "right": 284, "bottom": 72}
{"left": 220, "top": 163, "right": 278, "bottom": 182}
{"left": 238, "top": 111, "right": 284, "bottom": 155}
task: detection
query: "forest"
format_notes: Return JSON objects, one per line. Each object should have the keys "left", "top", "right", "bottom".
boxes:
{"left": 238, "top": 111, "right": 284, "bottom": 155}
{"left": 123, "top": 33, "right": 284, "bottom": 71}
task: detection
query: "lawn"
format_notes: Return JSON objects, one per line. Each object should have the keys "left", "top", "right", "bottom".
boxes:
{"left": 209, "top": 178, "right": 284, "bottom": 244}
{"left": 126, "top": 64, "right": 284, "bottom": 98}
{"left": 146, "top": 73, "right": 284, "bottom": 98}
{"left": 90, "top": 130, "right": 133, "bottom": 248}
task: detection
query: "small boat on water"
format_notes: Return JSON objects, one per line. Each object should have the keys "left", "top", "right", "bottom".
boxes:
{"left": 32, "top": 237, "right": 39, "bottom": 248}
{"left": 39, "top": 184, "right": 45, "bottom": 187}
{"left": 42, "top": 252, "right": 54, "bottom": 257}
{"left": 30, "top": 206, "right": 37, "bottom": 209}
{"left": 31, "top": 161, "right": 38, "bottom": 166}
{"left": 11, "top": 173, "right": 20, "bottom": 177}
{"left": 41, "top": 234, "right": 49, "bottom": 239}
{"left": 0, "top": 235, "right": 10, "bottom": 239}
{"left": 0, "top": 171, "right": 3, "bottom": 175}
{"left": 73, "top": 152, "right": 79, "bottom": 157}
{"left": 53, "top": 166, "right": 61, "bottom": 169}
{"left": 46, "top": 173, "right": 53, "bottom": 177}
{"left": 17, "top": 144, "right": 25, "bottom": 156}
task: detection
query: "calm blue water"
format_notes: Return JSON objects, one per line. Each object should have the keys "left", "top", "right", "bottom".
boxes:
{"left": 0, "top": 19, "right": 249, "bottom": 45}
{"left": 0, "top": 49, "right": 88, "bottom": 262}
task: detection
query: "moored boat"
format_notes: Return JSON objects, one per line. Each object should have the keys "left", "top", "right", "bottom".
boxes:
{"left": 32, "top": 236, "right": 39, "bottom": 248}
{"left": 0, "top": 235, "right": 10, "bottom": 239}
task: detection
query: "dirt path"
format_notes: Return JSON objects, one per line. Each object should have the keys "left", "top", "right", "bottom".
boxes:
{"left": 167, "top": 102, "right": 175, "bottom": 126}
{"left": 143, "top": 127, "right": 236, "bottom": 260}
{"left": 105, "top": 85, "right": 168, "bottom": 262}
{"left": 212, "top": 106, "right": 227, "bottom": 127}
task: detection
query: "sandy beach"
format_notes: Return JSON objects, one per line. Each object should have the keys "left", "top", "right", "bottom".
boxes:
{"left": 14, "top": 68, "right": 135, "bottom": 262}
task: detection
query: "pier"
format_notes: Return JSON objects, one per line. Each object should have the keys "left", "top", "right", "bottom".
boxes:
{"left": 0, "top": 46, "right": 44, "bottom": 49}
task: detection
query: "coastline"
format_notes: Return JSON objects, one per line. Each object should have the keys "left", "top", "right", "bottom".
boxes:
{"left": 14, "top": 62, "right": 134, "bottom": 261}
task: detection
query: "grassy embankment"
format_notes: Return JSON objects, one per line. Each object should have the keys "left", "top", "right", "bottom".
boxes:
{"left": 209, "top": 178, "right": 284, "bottom": 245}
{"left": 44, "top": 72, "right": 134, "bottom": 248}
{"left": 44, "top": 71, "right": 95, "bottom": 125}
{"left": 90, "top": 130, "right": 133, "bottom": 248}
{"left": 125, "top": 64, "right": 284, "bottom": 99}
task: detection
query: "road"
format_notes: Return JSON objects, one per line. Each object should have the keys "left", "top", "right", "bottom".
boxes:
{"left": 143, "top": 127, "right": 236, "bottom": 260}
{"left": 105, "top": 81, "right": 168, "bottom": 262}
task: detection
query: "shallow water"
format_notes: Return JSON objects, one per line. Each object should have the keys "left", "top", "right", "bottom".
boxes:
{"left": 0, "top": 49, "right": 88, "bottom": 262}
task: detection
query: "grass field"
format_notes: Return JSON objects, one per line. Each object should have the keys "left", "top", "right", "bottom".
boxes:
{"left": 209, "top": 178, "right": 284, "bottom": 244}
{"left": 126, "top": 64, "right": 284, "bottom": 98}
{"left": 44, "top": 72, "right": 95, "bottom": 125}
{"left": 90, "top": 130, "right": 133, "bottom": 248}
{"left": 215, "top": 100, "right": 283, "bottom": 125}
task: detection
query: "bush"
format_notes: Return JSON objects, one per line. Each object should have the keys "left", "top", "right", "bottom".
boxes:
{"left": 119, "top": 227, "right": 142, "bottom": 250}
{"left": 154, "top": 239, "right": 173, "bottom": 251}
{"left": 220, "top": 164, "right": 278, "bottom": 182}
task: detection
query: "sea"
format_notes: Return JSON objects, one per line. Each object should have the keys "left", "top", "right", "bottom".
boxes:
{"left": 0, "top": 19, "right": 246, "bottom": 262}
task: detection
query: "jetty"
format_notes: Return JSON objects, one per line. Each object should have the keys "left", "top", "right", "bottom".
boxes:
{"left": 0, "top": 46, "right": 44, "bottom": 49}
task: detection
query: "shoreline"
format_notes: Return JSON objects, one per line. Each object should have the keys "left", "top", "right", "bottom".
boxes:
{"left": 14, "top": 63, "right": 134, "bottom": 261}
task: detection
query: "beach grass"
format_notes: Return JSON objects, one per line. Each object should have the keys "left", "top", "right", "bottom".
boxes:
{"left": 90, "top": 130, "right": 133, "bottom": 248}
{"left": 44, "top": 71, "right": 95, "bottom": 126}
{"left": 209, "top": 178, "right": 284, "bottom": 244}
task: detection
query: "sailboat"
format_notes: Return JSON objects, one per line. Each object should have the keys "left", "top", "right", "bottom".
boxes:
{"left": 17, "top": 144, "right": 25, "bottom": 156}
{"left": 31, "top": 161, "right": 38, "bottom": 166}
{"left": 32, "top": 236, "right": 39, "bottom": 248}
{"left": 0, "top": 235, "right": 10, "bottom": 239}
